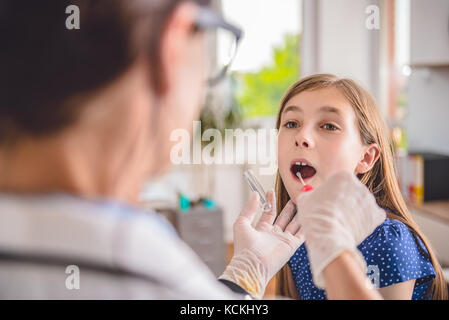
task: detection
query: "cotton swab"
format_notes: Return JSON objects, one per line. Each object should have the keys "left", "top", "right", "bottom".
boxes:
{"left": 296, "top": 171, "right": 314, "bottom": 192}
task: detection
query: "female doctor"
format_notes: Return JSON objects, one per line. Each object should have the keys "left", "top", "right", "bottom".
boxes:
{"left": 0, "top": 0, "right": 384, "bottom": 299}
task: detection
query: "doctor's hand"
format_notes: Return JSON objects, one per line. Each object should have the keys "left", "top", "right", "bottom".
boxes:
{"left": 294, "top": 171, "right": 386, "bottom": 289}
{"left": 219, "top": 190, "right": 304, "bottom": 299}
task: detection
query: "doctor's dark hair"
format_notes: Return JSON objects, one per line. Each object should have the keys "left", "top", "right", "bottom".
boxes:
{"left": 274, "top": 74, "right": 447, "bottom": 300}
{"left": 0, "top": 0, "right": 209, "bottom": 144}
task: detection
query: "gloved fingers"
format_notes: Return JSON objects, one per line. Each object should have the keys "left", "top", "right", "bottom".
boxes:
{"left": 364, "top": 207, "right": 386, "bottom": 240}
{"left": 375, "top": 208, "right": 387, "bottom": 226}
{"left": 292, "top": 226, "right": 306, "bottom": 244}
{"left": 235, "top": 191, "right": 260, "bottom": 225}
{"left": 285, "top": 195, "right": 310, "bottom": 235}
{"left": 256, "top": 189, "right": 276, "bottom": 226}
{"left": 285, "top": 212, "right": 301, "bottom": 235}
{"left": 273, "top": 200, "right": 296, "bottom": 231}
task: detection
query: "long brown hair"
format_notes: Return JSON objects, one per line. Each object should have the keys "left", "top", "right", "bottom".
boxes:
{"left": 274, "top": 74, "right": 447, "bottom": 300}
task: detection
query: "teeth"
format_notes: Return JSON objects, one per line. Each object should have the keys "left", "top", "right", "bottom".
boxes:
{"left": 295, "top": 162, "right": 308, "bottom": 166}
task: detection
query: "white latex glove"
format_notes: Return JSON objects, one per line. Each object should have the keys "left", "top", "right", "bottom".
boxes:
{"left": 294, "top": 171, "right": 386, "bottom": 289}
{"left": 219, "top": 190, "right": 304, "bottom": 299}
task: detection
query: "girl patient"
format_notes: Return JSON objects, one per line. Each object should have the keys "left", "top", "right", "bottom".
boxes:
{"left": 274, "top": 74, "right": 447, "bottom": 300}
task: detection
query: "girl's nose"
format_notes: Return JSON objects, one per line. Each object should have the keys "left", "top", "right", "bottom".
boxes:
{"left": 294, "top": 131, "right": 314, "bottom": 149}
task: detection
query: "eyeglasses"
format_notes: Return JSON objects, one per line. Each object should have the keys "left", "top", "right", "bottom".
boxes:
{"left": 194, "top": 6, "right": 243, "bottom": 86}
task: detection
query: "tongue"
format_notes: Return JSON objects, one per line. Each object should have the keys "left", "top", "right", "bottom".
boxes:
{"left": 299, "top": 166, "right": 316, "bottom": 179}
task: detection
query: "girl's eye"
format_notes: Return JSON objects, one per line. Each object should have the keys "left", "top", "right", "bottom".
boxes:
{"left": 284, "top": 121, "right": 298, "bottom": 129}
{"left": 322, "top": 123, "right": 339, "bottom": 131}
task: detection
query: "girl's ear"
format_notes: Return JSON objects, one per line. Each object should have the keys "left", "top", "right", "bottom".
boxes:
{"left": 355, "top": 143, "right": 380, "bottom": 174}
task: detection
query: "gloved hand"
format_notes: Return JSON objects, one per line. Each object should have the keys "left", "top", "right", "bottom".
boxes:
{"left": 219, "top": 190, "right": 304, "bottom": 299}
{"left": 294, "top": 171, "right": 386, "bottom": 289}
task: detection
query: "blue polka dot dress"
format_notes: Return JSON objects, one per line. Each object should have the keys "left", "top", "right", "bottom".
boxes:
{"left": 289, "top": 217, "right": 436, "bottom": 300}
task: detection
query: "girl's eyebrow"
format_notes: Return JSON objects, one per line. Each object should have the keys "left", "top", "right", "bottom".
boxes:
{"left": 283, "top": 105, "right": 303, "bottom": 114}
{"left": 283, "top": 105, "right": 341, "bottom": 115}
{"left": 318, "top": 106, "right": 341, "bottom": 115}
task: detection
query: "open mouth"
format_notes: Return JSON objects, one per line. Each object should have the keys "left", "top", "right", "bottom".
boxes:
{"left": 290, "top": 159, "right": 317, "bottom": 182}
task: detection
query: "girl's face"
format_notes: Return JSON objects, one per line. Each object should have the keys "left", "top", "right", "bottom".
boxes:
{"left": 278, "top": 87, "right": 369, "bottom": 204}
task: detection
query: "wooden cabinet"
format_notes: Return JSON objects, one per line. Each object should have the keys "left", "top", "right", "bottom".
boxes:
{"left": 409, "top": 201, "right": 449, "bottom": 267}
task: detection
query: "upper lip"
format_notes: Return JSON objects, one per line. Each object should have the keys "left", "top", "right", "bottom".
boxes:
{"left": 290, "top": 158, "right": 314, "bottom": 168}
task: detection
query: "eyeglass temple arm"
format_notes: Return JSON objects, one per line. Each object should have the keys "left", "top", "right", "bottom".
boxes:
{"left": 195, "top": 6, "right": 243, "bottom": 41}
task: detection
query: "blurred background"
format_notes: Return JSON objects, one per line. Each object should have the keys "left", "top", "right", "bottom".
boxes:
{"left": 140, "top": 0, "right": 449, "bottom": 297}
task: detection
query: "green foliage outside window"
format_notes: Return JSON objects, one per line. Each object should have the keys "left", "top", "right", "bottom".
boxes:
{"left": 235, "top": 33, "right": 300, "bottom": 119}
{"left": 199, "top": 32, "right": 300, "bottom": 138}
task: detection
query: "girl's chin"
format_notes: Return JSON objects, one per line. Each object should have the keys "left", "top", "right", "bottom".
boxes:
{"left": 287, "top": 190, "right": 300, "bottom": 205}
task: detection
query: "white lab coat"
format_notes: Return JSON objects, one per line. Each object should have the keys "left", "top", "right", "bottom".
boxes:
{"left": 0, "top": 193, "right": 237, "bottom": 299}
